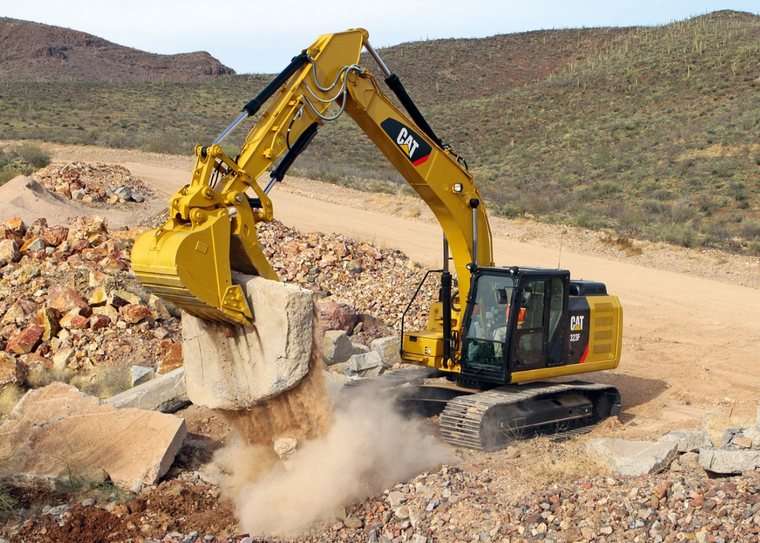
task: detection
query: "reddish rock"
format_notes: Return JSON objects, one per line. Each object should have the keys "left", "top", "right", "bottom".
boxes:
{"left": 46, "top": 285, "right": 91, "bottom": 317}
{"left": 6, "top": 325, "right": 45, "bottom": 355}
{"left": 67, "top": 216, "right": 109, "bottom": 245}
{"left": 88, "top": 270, "right": 108, "bottom": 287}
{"left": 60, "top": 309, "right": 89, "bottom": 330}
{"left": 99, "top": 255, "right": 129, "bottom": 271}
{"left": 158, "top": 341, "right": 183, "bottom": 374}
{"left": 120, "top": 304, "right": 152, "bottom": 324}
{"left": 316, "top": 300, "right": 359, "bottom": 334}
{"left": 41, "top": 225, "right": 69, "bottom": 247}
{"left": 89, "top": 313, "right": 111, "bottom": 331}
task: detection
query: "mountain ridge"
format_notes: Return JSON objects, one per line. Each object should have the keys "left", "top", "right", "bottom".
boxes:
{"left": 0, "top": 17, "right": 235, "bottom": 82}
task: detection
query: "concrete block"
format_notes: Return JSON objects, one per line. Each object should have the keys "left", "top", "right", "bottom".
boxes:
{"left": 586, "top": 438, "right": 678, "bottom": 476}
{"left": 182, "top": 275, "right": 314, "bottom": 409}
{"left": 0, "top": 382, "right": 186, "bottom": 493}
{"left": 699, "top": 448, "right": 760, "bottom": 474}
{"left": 371, "top": 336, "right": 401, "bottom": 368}
{"left": 659, "top": 429, "right": 706, "bottom": 453}
{"left": 106, "top": 367, "right": 189, "bottom": 413}
{"left": 322, "top": 330, "right": 353, "bottom": 366}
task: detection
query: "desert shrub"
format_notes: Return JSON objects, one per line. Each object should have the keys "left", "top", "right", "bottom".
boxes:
{"left": 0, "top": 167, "right": 21, "bottom": 186}
{"left": 740, "top": 220, "right": 760, "bottom": 241}
{"left": 140, "top": 133, "right": 187, "bottom": 155}
{"left": 16, "top": 142, "right": 51, "bottom": 170}
{"left": 655, "top": 222, "right": 700, "bottom": 247}
{"left": 25, "top": 366, "right": 72, "bottom": 389}
{"left": 69, "top": 366, "right": 131, "bottom": 399}
{"left": 747, "top": 241, "right": 760, "bottom": 256}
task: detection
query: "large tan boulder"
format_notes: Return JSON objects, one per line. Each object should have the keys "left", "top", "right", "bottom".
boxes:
{"left": 181, "top": 275, "right": 314, "bottom": 409}
{"left": 0, "top": 382, "right": 186, "bottom": 492}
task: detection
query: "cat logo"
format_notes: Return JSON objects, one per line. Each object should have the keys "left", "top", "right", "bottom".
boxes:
{"left": 380, "top": 118, "right": 432, "bottom": 166}
{"left": 570, "top": 315, "right": 585, "bottom": 331}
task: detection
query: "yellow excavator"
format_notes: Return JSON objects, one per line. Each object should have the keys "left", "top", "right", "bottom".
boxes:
{"left": 131, "top": 28, "right": 623, "bottom": 451}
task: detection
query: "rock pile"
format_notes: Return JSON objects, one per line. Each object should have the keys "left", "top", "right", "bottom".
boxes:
{"left": 0, "top": 215, "right": 180, "bottom": 394}
{"left": 0, "top": 209, "right": 433, "bottom": 397}
{"left": 257, "top": 220, "right": 438, "bottom": 333}
{"left": 319, "top": 464, "right": 760, "bottom": 543}
{"left": 32, "top": 162, "right": 154, "bottom": 206}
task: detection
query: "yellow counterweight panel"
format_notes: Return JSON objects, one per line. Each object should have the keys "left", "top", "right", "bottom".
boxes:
{"left": 585, "top": 295, "right": 623, "bottom": 368}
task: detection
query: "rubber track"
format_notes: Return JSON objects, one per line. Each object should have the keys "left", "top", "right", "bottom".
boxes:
{"left": 440, "top": 381, "right": 619, "bottom": 451}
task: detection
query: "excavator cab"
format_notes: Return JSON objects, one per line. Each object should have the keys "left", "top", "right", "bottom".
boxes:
{"left": 459, "top": 268, "right": 571, "bottom": 386}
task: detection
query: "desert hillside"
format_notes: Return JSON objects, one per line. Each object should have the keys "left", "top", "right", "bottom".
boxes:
{"left": 1, "top": 11, "right": 759, "bottom": 255}
{"left": 0, "top": 17, "right": 234, "bottom": 82}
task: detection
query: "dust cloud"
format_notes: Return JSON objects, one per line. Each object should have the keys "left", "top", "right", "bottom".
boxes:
{"left": 212, "top": 350, "right": 455, "bottom": 536}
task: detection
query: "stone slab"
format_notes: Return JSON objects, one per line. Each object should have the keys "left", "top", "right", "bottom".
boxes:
{"left": 699, "top": 448, "right": 760, "bottom": 474}
{"left": 587, "top": 438, "right": 678, "bottom": 476}
{"left": 0, "top": 382, "right": 186, "bottom": 492}
{"left": 182, "top": 274, "right": 314, "bottom": 409}
{"left": 106, "top": 367, "right": 189, "bottom": 413}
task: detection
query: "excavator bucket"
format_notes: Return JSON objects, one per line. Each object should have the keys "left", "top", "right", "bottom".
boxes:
{"left": 131, "top": 209, "right": 253, "bottom": 325}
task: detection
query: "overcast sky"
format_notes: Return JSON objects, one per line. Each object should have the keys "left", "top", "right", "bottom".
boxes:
{"left": 3, "top": 1, "right": 759, "bottom": 74}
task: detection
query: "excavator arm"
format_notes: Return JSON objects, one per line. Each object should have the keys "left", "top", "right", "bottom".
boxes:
{"left": 132, "top": 28, "right": 493, "bottom": 369}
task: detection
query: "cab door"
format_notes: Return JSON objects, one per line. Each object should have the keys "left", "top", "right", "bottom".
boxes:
{"left": 511, "top": 276, "right": 567, "bottom": 371}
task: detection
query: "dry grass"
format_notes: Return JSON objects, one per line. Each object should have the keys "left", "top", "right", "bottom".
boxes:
{"left": 23, "top": 364, "right": 131, "bottom": 400}
{"left": 0, "top": 384, "right": 24, "bottom": 419}
{"left": 485, "top": 435, "right": 611, "bottom": 488}
{"left": 69, "top": 366, "right": 131, "bottom": 399}
{"left": 600, "top": 233, "right": 643, "bottom": 256}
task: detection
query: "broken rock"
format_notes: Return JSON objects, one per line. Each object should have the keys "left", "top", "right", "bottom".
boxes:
{"left": 46, "top": 284, "right": 91, "bottom": 317}
{"left": 182, "top": 274, "right": 314, "bottom": 409}
{"left": 371, "top": 336, "right": 401, "bottom": 368}
{"left": 106, "top": 367, "right": 189, "bottom": 414}
{"left": 0, "top": 238, "right": 20, "bottom": 267}
{"left": 322, "top": 330, "right": 354, "bottom": 366}
{"left": 586, "top": 438, "right": 678, "bottom": 476}
{"left": 0, "top": 383, "right": 186, "bottom": 492}
{"left": 6, "top": 325, "right": 44, "bottom": 355}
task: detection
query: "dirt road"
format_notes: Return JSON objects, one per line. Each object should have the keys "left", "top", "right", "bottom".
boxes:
{"left": 45, "top": 145, "right": 760, "bottom": 434}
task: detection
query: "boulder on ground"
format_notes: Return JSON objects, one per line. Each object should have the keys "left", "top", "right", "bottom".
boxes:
{"left": 699, "top": 448, "right": 760, "bottom": 474}
{"left": 182, "top": 274, "right": 314, "bottom": 409}
{"left": 371, "top": 336, "right": 401, "bottom": 367}
{"left": 586, "top": 438, "right": 678, "bottom": 476}
{"left": 316, "top": 300, "right": 358, "bottom": 334}
{"left": 106, "top": 367, "right": 189, "bottom": 413}
{"left": 0, "top": 382, "right": 186, "bottom": 493}
{"left": 322, "top": 330, "right": 354, "bottom": 366}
